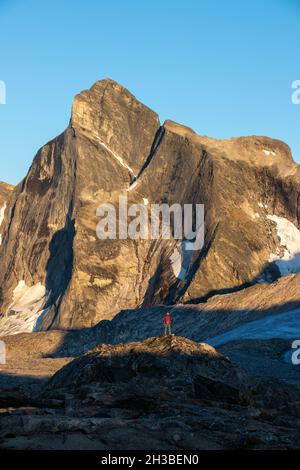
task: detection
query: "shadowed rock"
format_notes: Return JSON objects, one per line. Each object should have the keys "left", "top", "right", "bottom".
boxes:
{"left": 44, "top": 335, "right": 246, "bottom": 394}
{"left": 0, "top": 334, "right": 300, "bottom": 449}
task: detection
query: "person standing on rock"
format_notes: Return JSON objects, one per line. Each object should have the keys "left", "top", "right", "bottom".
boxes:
{"left": 164, "top": 312, "right": 172, "bottom": 336}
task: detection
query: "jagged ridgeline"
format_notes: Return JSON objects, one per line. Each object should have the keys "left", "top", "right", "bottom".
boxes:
{"left": 0, "top": 78, "right": 300, "bottom": 334}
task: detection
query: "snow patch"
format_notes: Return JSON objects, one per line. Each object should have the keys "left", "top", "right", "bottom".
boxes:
{"left": 0, "top": 203, "right": 6, "bottom": 227}
{"left": 0, "top": 203, "right": 6, "bottom": 246}
{"left": 97, "top": 138, "right": 135, "bottom": 176}
{"left": 170, "top": 240, "right": 194, "bottom": 280}
{"left": 207, "top": 309, "right": 300, "bottom": 347}
{"left": 258, "top": 202, "right": 268, "bottom": 209}
{"left": 263, "top": 149, "right": 276, "bottom": 157}
{"left": 0, "top": 281, "right": 48, "bottom": 337}
{"left": 127, "top": 180, "right": 138, "bottom": 192}
{"left": 267, "top": 215, "right": 300, "bottom": 274}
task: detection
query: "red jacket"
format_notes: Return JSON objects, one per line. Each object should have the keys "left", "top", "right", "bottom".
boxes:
{"left": 164, "top": 313, "right": 172, "bottom": 326}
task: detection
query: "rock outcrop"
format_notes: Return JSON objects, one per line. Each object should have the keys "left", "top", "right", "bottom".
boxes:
{"left": 1, "top": 78, "right": 300, "bottom": 333}
{"left": 0, "top": 181, "right": 14, "bottom": 207}
{"left": 1, "top": 335, "right": 299, "bottom": 450}
{"left": 45, "top": 335, "right": 247, "bottom": 394}
{"left": 0, "top": 181, "right": 14, "bottom": 245}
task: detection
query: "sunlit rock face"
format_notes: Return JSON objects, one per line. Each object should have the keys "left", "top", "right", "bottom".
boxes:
{"left": 0, "top": 181, "right": 14, "bottom": 246}
{"left": 0, "top": 181, "right": 13, "bottom": 206}
{"left": 1, "top": 78, "right": 300, "bottom": 333}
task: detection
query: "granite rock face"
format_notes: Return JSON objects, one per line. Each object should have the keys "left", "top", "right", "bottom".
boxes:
{"left": 0, "top": 181, "right": 14, "bottom": 280}
{"left": 0, "top": 181, "right": 14, "bottom": 207}
{"left": 0, "top": 78, "right": 300, "bottom": 331}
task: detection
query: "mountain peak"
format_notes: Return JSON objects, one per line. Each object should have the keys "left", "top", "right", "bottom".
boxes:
{"left": 0, "top": 79, "right": 300, "bottom": 334}
{"left": 90, "top": 77, "right": 129, "bottom": 92}
{"left": 70, "top": 78, "right": 160, "bottom": 177}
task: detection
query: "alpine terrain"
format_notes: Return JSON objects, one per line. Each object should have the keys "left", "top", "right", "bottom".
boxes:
{"left": 0, "top": 79, "right": 299, "bottom": 450}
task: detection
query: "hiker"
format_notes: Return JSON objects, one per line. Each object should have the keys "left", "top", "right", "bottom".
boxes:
{"left": 164, "top": 311, "right": 172, "bottom": 336}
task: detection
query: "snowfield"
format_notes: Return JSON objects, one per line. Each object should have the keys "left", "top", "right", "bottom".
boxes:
{"left": 0, "top": 281, "right": 48, "bottom": 337}
{"left": 207, "top": 308, "right": 300, "bottom": 347}
{"left": 170, "top": 240, "right": 194, "bottom": 280}
{"left": 267, "top": 215, "right": 300, "bottom": 274}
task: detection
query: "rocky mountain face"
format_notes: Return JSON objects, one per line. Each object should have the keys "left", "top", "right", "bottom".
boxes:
{"left": 0, "top": 270, "right": 299, "bottom": 449}
{"left": 1, "top": 273, "right": 299, "bottom": 373}
{"left": 1, "top": 78, "right": 300, "bottom": 450}
{"left": 0, "top": 181, "right": 14, "bottom": 262}
{"left": 0, "top": 78, "right": 300, "bottom": 334}
{"left": 0, "top": 181, "right": 14, "bottom": 206}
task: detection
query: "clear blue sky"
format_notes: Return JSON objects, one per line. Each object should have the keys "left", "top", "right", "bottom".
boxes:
{"left": 0, "top": 0, "right": 299, "bottom": 185}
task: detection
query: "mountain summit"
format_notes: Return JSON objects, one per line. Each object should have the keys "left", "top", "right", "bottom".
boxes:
{"left": 0, "top": 78, "right": 300, "bottom": 334}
